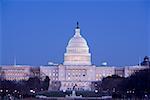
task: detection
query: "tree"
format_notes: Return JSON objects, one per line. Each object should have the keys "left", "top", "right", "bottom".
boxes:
{"left": 101, "top": 75, "right": 125, "bottom": 93}
{"left": 27, "top": 77, "right": 41, "bottom": 92}
{"left": 121, "top": 68, "right": 150, "bottom": 98}
{"left": 42, "top": 76, "right": 50, "bottom": 91}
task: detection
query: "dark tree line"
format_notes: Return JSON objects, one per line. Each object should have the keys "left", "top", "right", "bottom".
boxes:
{"left": 99, "top": 68, "right": 150, "bottom": 99}
{"left": 121, "top": 68, "right": 150, "bottom": 98}
{"left": 0, "top": 76, "right": 50, "bottom": 99}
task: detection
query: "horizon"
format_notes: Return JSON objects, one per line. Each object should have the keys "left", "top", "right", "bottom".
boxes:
{"left": 0, "top": 0, "right": 150, "bottom": 66}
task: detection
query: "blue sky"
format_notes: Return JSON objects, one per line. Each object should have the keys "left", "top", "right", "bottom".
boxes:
{"left": 0, "top": 0, "right": 150, "bottom": 66}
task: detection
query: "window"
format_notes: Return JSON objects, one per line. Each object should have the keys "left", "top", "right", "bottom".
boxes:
{"left": 53, "top": 73, "right": 55, "bottom": 76}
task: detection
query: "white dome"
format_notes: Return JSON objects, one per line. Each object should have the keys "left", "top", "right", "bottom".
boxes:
{"left": 67, "top": 36, "right": 88, "bottom": 48}
{"left": 63, "top": 23, "right": 91, "bottom": 66}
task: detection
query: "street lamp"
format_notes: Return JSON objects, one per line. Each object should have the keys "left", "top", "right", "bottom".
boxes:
{"left": 6, "top": 90, "right": 8, "bottom": 92}
{"left": 63, "top": 90, "right": 66, "bottom": 92}
{"left": 30, "top": 90, "right": 35, "bottom": 93}
{"left": 95, "top": 90, "right": 98, "bottom": 93}
{"left": 14, "top": 90, "right": 17, "bottom": 93}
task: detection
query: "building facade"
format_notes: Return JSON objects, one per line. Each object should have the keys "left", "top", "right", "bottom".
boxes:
{"left": 0, "top": 65, "right": 32, "bottom": 81}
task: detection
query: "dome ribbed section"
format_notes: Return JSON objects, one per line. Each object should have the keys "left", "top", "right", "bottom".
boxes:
{"left": 63, "top": 24, "right": 91, "bottom": 65}
{"left": 68, "top": 37, "right": 88, "bottom": 48}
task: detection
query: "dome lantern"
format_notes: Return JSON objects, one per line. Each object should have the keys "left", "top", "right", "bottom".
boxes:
{"left": 74, "top": 22, "right": 81, "bottom": 37}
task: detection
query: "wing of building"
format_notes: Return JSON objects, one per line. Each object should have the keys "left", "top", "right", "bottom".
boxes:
{"left": 0, "top": 65, "right": 40, "bottom": 81}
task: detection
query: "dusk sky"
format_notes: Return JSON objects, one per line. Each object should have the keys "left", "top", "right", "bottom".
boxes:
{"left": 0, "top": 0, "right": 150, "bottom": 66}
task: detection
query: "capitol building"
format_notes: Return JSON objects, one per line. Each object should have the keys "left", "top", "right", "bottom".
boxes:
{"left": 40, "top": 23, "right": 115, "bottom": 91}
{"left": 0, "top": 23, "right": 150, "bottom": 91}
